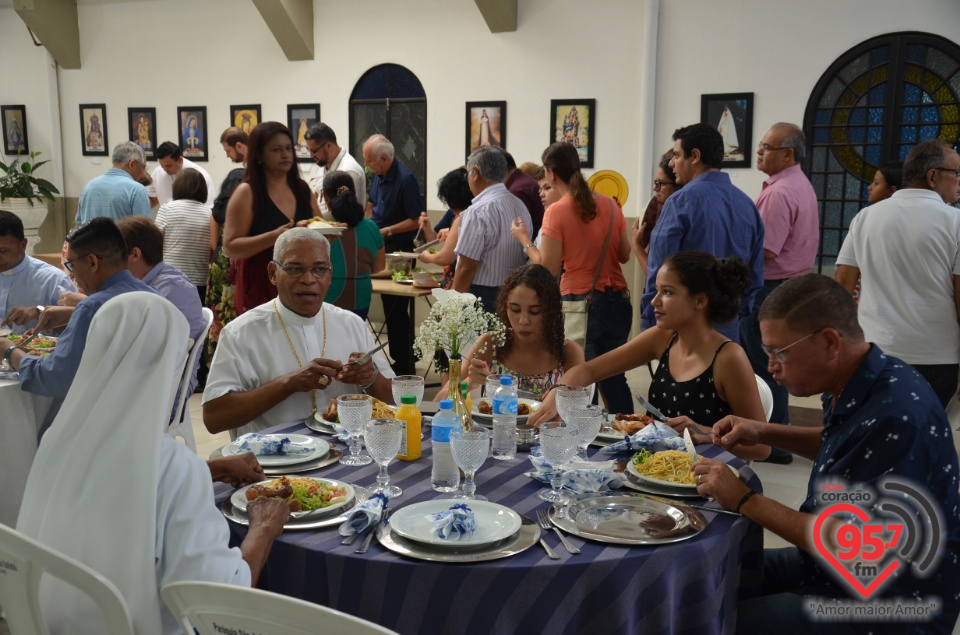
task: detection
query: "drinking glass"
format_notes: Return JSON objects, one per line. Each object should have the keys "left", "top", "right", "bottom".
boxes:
{"left": 537, "top": 422, "right": 577, "bottom": 502}
{"left": 337, "top": 394, "right": 373, "bottom": 466}
{"left": 391, "top": 375, "right": 425, "bottom": 407}
{"left": 450, "top": 427, "right": 490, "bottom": 501}
{"left": 569, "top": 404, "right": 604, "bottom": 459}
{"left": 556, "top": 385, "right": 591, "bottom": 426}
{"left": 365, "top": 418, "right": 404, "bottom": 498}
{"left": 484, "top": 374, "right": 508, "bottom": 399}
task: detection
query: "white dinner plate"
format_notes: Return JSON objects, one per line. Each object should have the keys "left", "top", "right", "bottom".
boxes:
{"left": 625, "top": 457, "right": 739, "bottom": 491}
{"left": 231, "top": 477, "right": 355, "bottom": 519}
{"left": 308, "top": 222, "right": 346, "bottom": 236}
{"left": 222, "top": 434, "right": 329, "bottom": 467}
{"left": 472, "top": 398, "right": 541, "bottom": 423}
{"left": 310, "top": 413, "right": 338, "bottom": 434}
{"left": 393, "top": 278, "right": 414, "bottom": 285}
{"left": 389, "top": 500, "right": 522, "bottom": 549}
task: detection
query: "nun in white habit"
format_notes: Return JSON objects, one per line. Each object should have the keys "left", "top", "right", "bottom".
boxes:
{"left": 16, "top": 292, "right": 287, "bottom": 634}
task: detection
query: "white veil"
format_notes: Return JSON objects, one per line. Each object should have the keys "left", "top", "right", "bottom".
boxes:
{"left": 17, "top": 292, "right": 188, "bottom": 634}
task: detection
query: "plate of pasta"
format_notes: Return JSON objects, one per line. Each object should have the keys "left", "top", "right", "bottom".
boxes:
{"left": 231, "top": 476, "right": 354, "bottom": 519}
{"left": 626, "top": 449, "right": 698, "bottom": 490}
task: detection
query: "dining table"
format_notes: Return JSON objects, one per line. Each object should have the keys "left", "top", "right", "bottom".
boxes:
{"left": 0, "top": 377, "right": 60, "bottom": 526}
{"left": 214, "top": 420, "right": 763, "bottom": 635}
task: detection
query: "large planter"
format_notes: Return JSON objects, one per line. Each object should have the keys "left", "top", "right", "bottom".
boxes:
{"left": 2, "top": 197, "right": 48, "bottom": 254}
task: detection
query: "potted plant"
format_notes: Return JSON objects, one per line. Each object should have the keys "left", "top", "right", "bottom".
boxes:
{"left": 0, "top": 151, "right": 59, "bottom": 253}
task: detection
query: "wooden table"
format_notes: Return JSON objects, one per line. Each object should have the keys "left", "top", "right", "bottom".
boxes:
{"left": 369, "top": 278, "right": 434, "bottom": 351}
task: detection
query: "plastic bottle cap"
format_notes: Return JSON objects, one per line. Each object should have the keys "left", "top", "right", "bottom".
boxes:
{"left": 439, "top": 399, "right": 453, "bottom": 409}
{"left": 459, "top": 381, "right": 468, "bottom": 388}
{"left": 400, "top": 395, "right": 417, "bottom": 404}
{"left": 500, "top": 376, "right": 513, "bottom": 386}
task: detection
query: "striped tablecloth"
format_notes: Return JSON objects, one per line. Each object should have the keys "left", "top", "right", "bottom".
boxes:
{"left": 215, "top": 421, "right": 763, "bottom": 635}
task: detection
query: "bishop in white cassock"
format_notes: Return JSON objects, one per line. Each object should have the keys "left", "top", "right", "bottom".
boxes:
{"left": 203, "top": 228, "right": 395, "bottom": 438}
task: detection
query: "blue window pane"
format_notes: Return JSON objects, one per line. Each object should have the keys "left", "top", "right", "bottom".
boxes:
{"left": 903, "top": 84, "right": 921, "bottom": 103}
{"left": 866, "top": 145, "right": 881, "bottom": 163}
{"left": 848, "top": 127, "right": 865, "bottom": 143}
{"left": 869, "top": 108, "right": 884, "bottom": 125}
{"left": 821, "top": 78, "right": 845, "bottom": 106}
{"left": 824, "top": 203, "right": 841, "bottom": 227}
{"left": 906, "top": 44, "right": 926, "bottom": 63}
{"left": 920, "top": 125, "right": 939, "bottom": 140}
{"left": 902, "top": 106, "right": 918, "bottom": 123}
{"left": 899, "top": 144, "right": 912, "bottom": 161}
{"left": 921, "top": 106, "right": 939, "bottom": 123}
{"left": 849, "top": 108, "right": 866, "bottom": 125}
{"left": 816, "top": 109, "right": 831, "bottom": 125}
{"left": 901, "top": 126, "right": 918, "bottom": 142}
{"left": 868, "top": 85, "right": 886, "bottom": 104}
{"left": 822, "top": 229, "right": 840, "bottom": 255}
{"left": 871, "top": 45, "right": 890, "bottom": 65}
{"left": 868, "top": 127, "right": 882, "bottom": 142}
{"left": 353, "top": 67, "right": 389, "bottom": 99}
{"left": 814, "top": 127, "right": 830, "bottom": 143}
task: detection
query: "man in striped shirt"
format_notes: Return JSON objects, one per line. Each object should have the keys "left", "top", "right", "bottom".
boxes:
{"left": 453, "top": 146, "right": 532, "bottom": 313}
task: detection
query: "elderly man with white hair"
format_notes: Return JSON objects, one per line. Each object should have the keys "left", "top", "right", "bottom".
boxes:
{"left": 75, "top": 141, "right": 152, "bottom": 224}
{"left": 202, "top": 228, "right": 395, "bottom": 438}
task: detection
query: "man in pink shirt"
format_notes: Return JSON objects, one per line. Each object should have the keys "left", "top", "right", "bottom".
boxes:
{"left": 740, "top": 123, "right": 819, "bottom": 463}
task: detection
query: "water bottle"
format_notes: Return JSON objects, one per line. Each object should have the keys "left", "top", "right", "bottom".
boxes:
{"left": 431, "top": 399, "right": 461, "bottom": 492}
{"left": 491, "top": 376, "right": 518, "bottom": 460}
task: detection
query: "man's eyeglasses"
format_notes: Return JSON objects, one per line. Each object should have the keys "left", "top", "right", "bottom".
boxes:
{"left": 757, "top": 143, "right": 790, "bottom": 152}
{"left": 761, "top": 329, "right": 822, "bottom": 363}
{"left": 933, "top": 166, "right": 960, "bottom": 178}
{"left": 653, "top": 179, "right": 675, "bottom": 191}
{"left": 62, "top": 253, "right": 97, "bottom": 273}
{"left": 273, "top": 261, "right": 332, "bottom": 278}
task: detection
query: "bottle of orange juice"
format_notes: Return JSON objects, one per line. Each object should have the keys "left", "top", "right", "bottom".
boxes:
{"left": 460, "top": 381, "right": 472, "bottom": 414}
{"left": 395, "top": 395, "right": 422, "bottom": 460}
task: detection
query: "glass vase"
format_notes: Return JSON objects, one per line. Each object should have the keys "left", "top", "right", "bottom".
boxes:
{"left": 448, "top": 357, "right": 473, "bottom": 432}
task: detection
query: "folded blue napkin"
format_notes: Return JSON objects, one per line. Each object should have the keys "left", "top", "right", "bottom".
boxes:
{"left": 338, "top": 492, "right": 389, "bottom": 537}
{"left": 428, "top": 503, "right": 476, "bottom": 540}
{"left": 528, "top": 468, "right": 625, "bottom": 493}
{"left": 236, "top": 433, "right": 313, "bottom": 456}
{"left": 601, "top": 423, "right": 686, "bottom": 453}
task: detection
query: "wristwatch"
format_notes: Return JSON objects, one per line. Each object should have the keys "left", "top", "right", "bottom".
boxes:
{"left": 36, "top": 305, "right": 45, "bottom": 319}
{"left": 2, "top": 345, "right": 18, "bottom": 366}
{"left": 386, "top": 226, "right": 393, "bottom": 236}
{"left": 522, "top": 243, "right": 534, "bottom": 252}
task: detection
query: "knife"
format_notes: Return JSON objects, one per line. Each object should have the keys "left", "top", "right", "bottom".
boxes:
{"left": 633, "top": 390, "right": 668, "bottom": 423}
{"left": 347, "top": 341, "right": 389, "bottom": 367}
{"left": 683, "top": 428, "right": 699, "bottom": 463}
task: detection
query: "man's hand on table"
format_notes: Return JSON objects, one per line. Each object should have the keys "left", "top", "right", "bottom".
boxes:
{"left": 208, "top": 453, "right": 265, "bottom": 488}
{"left": 2, "top": 305, "right": 43, "bottom": 329}
{"left": 285, "top": 358, "right": 342, "bottom": 392}
{"left": 337, "top": 352, "right": 376, "bottom": 387}
{"left": 246, "top": 497, "right": 290, "bottom": 541}
{"left": 691, "top": 457, "right": 752, "bottom": 509}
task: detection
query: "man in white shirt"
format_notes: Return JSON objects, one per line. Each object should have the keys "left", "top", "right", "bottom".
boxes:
{"left": 835, "top": 138, "right": 960, "bottom": 407}
{"left": 202, "top": 228, "right": 395, "bottom": 437}
{"left": 304, "top": 123, "right": 366, "bottom": 219}
{"left": 148, "top": 141, "right": 215, "bottom": 208}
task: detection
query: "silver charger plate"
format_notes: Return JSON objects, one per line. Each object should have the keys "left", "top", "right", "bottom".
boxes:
{"left": 307, "top": 415, "right": 337, "bottom": 435}
{"left": 209, "top": 446, "right": 344, "bottom": 476}
{"left": 376, "top": 515, "right": 540, "bottom": 563}
{"left": 548, "top": 492, "right": 707, "bottom": 545}
{"left": 220, "top": 485, "right": 371, "bottom": 531}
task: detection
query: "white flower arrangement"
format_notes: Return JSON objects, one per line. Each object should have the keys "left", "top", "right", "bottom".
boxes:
{"left": 414, "top": 289, "right": 505, "bottom": 361}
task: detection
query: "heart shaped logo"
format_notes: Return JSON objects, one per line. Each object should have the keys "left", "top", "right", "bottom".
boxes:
{"left": 812, "top": 503, "right": 902, "bottom": 599}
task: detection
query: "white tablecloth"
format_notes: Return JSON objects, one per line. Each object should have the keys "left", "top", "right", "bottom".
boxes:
{"left": 0, "top": 378, "right": 58, "bottom": 526}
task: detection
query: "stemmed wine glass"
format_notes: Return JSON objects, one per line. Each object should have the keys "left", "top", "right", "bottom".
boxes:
{"left": 537, "top": 422, "right": 577, "bottom": 502}
{"left": 337, "top": 394, "right": 373, "bottom": 466}
{"left": 391, "top": 375, "right": 425, "bottom": 407}
{"left": 364, "top": 418, "right": 404, "bottom": 498}
{"left": 450, "top": 427, "right": 490, "bottom": 500}
{"left": 569, "top": 404, "right": 604, "bottom": 459}
{"left": 556, "top": 385, "right": 591, "bottom": 426}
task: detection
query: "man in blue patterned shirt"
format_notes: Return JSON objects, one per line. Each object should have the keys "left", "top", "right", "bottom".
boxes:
{"left": 697, "top": 274, "right": 960, "bottom": 634}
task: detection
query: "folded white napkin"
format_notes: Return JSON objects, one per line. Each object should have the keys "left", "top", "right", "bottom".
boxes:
{"left": 338, "top": 492, "right": 389, "bottom": 537}
{"left": 428, "top": 503, "right": 476, "bottom": 540}
{"left": 529, "top": 449, "right": 616, "bottom": 475}
{"left": 529, "top": 468, "right": 625, "bottom": 492}
{"left": 236, "top": 433, "right": 313, "bottom": 456}
{"left": 601, "top": 423, "right": 686, "bottom": 453}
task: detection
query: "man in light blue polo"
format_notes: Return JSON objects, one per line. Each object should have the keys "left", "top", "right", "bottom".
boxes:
{"left": 75, "top": 141, "right": 152, "bottom": 224}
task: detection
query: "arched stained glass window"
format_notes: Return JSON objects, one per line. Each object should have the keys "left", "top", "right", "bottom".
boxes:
{"left": 349, "top": 64, "right": 427, "bottom": 203}
{"left": 803, "top": 32, "right": 960, "bottom": 272}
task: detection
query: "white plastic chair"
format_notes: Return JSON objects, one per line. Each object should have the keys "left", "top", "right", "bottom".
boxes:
{"left": 167, "top": 307, "right": 213, "bottom": 451}
{"left": 755, "top": 373, "right": 774, "bottom": 422}
{"left": 0, "top": 522, "right": 134, "bottom": 635}
{"left": 161, "top": 581, "right": 399, "bottom": 635}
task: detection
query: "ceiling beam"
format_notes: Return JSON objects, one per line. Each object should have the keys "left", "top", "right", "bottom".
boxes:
{"left": 473, "top": 0, "right": 517, "bottom": 33}
{"left": 251, "top": 0, "right": 314, "bottom": 61}
{"left": 14, "top": 0, "right": 81, "bottom": 69}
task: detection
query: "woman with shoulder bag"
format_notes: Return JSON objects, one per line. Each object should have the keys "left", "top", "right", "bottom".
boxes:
{"left": 537, "top": 142, "right": 634, "bottom": 414}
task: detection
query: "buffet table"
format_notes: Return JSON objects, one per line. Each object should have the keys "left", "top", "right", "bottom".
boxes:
{"left": 215, "top": 420, "right": 763, "bottom": 635}
{"left": 0, "top": 378, "right": 60, "bottom": 526}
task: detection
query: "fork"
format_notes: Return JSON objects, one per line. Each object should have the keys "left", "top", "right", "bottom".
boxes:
{"left": 536, "top": 509, "right": 579, "bottom": 555}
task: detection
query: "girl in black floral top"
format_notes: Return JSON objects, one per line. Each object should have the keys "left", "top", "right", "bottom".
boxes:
{"left": 532, "top": 250, "right": 771, "bottom": 461}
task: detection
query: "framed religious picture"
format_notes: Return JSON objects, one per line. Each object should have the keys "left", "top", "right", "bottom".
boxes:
{"left": 549, "top": 99, "right": 595, "bottom": 168}
{"left": 287, "top": 103, "right": 320, "bottom": 163}
{"left": 465, "top": 101, "right": 506, "bottom": 160}
{"left": 79, "top": 103, "right": 108, "bottom": 157}
{"left": 700, "top": 92, "right": 754, "bottom": 168}
{"left": 1, "top": 105, "right": 28, "bottom": 155}
{"left": 230, "top": 104, "right": 261, "bottom": 136}
{"left": 127, "top": 107, "right": 157, "bottom": 159}
{"left": 177, "top": 106, "right": 208, "bottom": 161}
